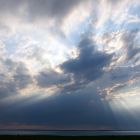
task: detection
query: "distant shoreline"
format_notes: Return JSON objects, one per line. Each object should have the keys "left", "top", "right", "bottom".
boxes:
{"left": 1, "top": 135, "right": 140, "bottom": 140}
{"left": 1, "top": 130, "right": 140, "bottom": 136}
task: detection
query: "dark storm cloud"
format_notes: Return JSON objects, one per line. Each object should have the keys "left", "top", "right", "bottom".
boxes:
{"left": 13, "top": 63, "right": 32, "bottom": 89}
{"left": 0, "top": 0, "right": 84, "bottom": 22}
{"left": 35, "top": 37, "right": 113, "bottom": 93}
{"left": 1, "top": 85, "right": 140, "bottom": 130}
{"left": 0, "top": 0, "right": 23, "bottom": 13}
{"left": 1, "top": 86, "right": 140, "bottom": 130}
{"left": 61, "top": 37, "right": 113, "bottom": 84}
{"left": 4, "top": 59, "right": 17, "bottom": 71}
{"left": 0, "top": 81, "right": 17, "bottom": 98}
{"left": 36, "top": 70, "right": 70, "bottom": 88}
{"left": 0, "top": 59, "right": 32, "bottom": 98}
{"left": 0, "top": 88, "right": 117, "bottom": 129}
{"left": 1, "top": 66, "right": 140, "bottom": 130}
{"left": 27, "top": 0, "right": 83, "bottom": 21}
{"left": 4, "top": 59, "right": 32, "bottom": 89}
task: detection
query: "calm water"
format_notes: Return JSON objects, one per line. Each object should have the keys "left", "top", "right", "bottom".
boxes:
{"left": 0, "top": 130, "right": 140, "bottom": 136}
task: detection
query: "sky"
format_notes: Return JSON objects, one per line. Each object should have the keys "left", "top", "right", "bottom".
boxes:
{"left": 0, "top": 0, "right": 140, "bottom": 130}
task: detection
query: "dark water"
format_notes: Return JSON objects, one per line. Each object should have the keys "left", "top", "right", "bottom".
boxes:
{"left": 0, "top": 130, "right": 140, "bottom": 136}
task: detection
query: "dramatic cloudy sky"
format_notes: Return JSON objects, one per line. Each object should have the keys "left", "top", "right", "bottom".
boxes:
{"left": 0, "top": 0, "right": 140, "bottom": 130}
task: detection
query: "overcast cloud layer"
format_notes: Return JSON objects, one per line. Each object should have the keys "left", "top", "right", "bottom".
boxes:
{"left": 0, "top": 0, "right": 140, "bottom": 130}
